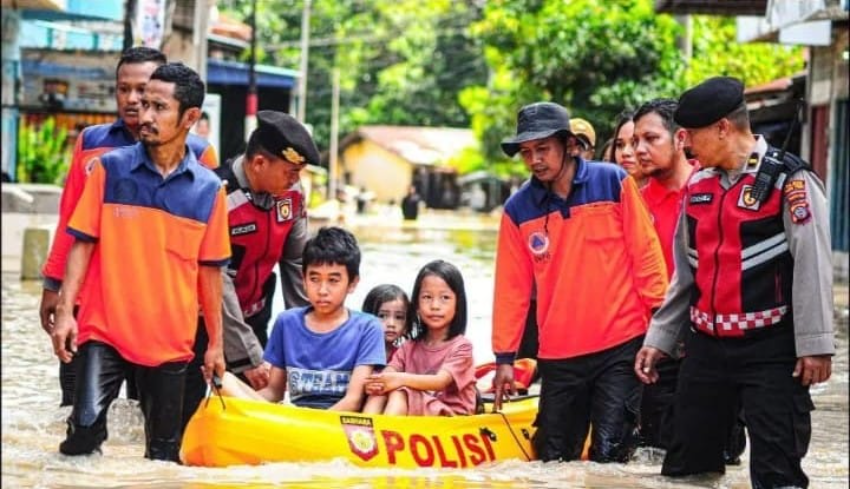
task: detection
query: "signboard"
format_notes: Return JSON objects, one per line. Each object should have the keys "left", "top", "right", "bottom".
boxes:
{"left": 136, "top": 0, "right": 168, "bottom": 48}
{"left": 20, "top": 50, "right": 116, "bottom": 112}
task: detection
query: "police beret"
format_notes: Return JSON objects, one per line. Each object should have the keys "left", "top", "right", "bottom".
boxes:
{"left": 251, "top": 110, "right": 319, "bottom": 166}
{"left": 674, "top": 76, "right": 745, "bottom": 129}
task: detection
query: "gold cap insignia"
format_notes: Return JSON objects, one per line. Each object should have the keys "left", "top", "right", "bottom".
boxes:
{"left": 282, "top": 147, "right": 305, "bottom": 164}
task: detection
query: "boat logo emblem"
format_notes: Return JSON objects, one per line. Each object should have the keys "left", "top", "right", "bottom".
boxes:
{"left": 340, "top": 416, "right": 379, "bottom": 462}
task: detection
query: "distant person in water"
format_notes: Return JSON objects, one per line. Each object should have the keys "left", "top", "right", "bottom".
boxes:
{"left": 401, "top": 186, "right": 421, "bottom": 220}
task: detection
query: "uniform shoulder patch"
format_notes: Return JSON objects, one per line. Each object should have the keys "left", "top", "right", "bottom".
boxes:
{"left": 784, "top": 179, "right": 810, "bottom": 224}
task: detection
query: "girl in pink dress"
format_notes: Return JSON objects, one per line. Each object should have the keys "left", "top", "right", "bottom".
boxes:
{"left": 362, "top": 284, "right": 412, "bottom": 363}
{"left": 362, "top": 260, "right": 476, "bottom": 416}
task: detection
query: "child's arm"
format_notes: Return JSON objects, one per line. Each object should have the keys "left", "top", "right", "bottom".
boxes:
{"left": 255, "top": 366, "right": 288, "bottom": 402}
{"left": 372, "top": 370, "right": 454, "bottom": 393}
{"left": 329, "top": 365, "right": 373, "bottom": 412}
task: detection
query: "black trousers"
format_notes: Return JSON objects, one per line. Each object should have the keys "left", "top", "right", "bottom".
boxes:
{"left": 533, "top": 336, "right": 643, "bottom": 463}
{"left": 639, "top": 356, "right": 680, "bottom": 449}
{"left": 57, "top": 308, "right": 136, "bottom": 407}
{"left": 638, "top": 351, "right": 748, "bottom": 465}
{"left": 60, "top": 341, "right": 188, "bottom": 462}
{"left": 662, "top": 324, "right": 813, "bottom": 489}
{"left": 182, "top": 276, "right": 275, "bottom": 430}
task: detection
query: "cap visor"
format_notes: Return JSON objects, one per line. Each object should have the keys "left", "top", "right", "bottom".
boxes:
{"left": 501, "top": 129, "right": 572, "bottom": 157}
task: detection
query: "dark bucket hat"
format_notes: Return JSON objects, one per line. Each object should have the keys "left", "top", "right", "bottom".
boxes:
{"left": 501, "top": 102, "right": 574, "bottom": 157}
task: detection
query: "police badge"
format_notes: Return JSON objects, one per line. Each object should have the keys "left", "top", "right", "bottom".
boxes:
{"left": 282, "top": 147, "right": 305, "bottom": 164}
{"left": 276, "top": 197, "right": 293, "bottom": 222}
{"left": 737, "top": 185, "right": 761, "bottom": 211}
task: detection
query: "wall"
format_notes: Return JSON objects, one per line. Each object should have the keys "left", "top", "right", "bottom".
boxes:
{"left": 341, "top": 139, "right": 412, "bottom": 204}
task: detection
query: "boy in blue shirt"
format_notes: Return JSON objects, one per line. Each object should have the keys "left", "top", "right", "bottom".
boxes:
{"left": 220, "top": 227, "right": 385, "bottom": 411}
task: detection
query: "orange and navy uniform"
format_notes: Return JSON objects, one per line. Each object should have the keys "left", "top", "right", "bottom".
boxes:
{"left": 492, "top": 159, "right": 668, "bottom": 363}
{"left": 67, "top": 143, "right": 230, "bottom": 367}
{"left": 41, "top": 119, "right": 218, "bottom": 291}
{"left": 640, "top": 160, "right": 699, "bottom": 280}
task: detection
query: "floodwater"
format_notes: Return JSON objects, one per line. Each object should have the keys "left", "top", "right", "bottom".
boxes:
{"left": 2, "top": 217, "right": 848, "bottom": 488}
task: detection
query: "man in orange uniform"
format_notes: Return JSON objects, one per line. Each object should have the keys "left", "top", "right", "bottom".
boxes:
{"left": 491, "top": 102, "right": 668, "bottom": 462}
{"left": 38, "top": 47, "right": 218, "bottom": 407}
{"left": 50, "top": 63, "right": 229, "bottom": 462}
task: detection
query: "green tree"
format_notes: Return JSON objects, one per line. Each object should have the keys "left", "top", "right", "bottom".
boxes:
{"left": 217, "top": 0, "right": 487, "bottom": 154}
{"left": 462, "top": 0, "right": 686, "bottom": 169}
{"left": 16, "top": 118, "right": 69, "bottom": 184}
{"left": 688, "top": 16, "right": 805, "bottom": 87}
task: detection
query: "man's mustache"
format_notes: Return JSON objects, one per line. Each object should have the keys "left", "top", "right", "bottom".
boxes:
{"left": 140, "top": 124, "right": 158, "bottom": 134}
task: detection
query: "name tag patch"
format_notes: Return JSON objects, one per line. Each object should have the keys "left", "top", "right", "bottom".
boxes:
{"left": 689, "top": 193, "right": 713, "bottom": 205}
{"left": 231, "top": 223, "right": 257, "bottom": 236}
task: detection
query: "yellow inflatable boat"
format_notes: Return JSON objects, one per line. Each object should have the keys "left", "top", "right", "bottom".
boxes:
{"left": 180, "top": 395, "right": 538, "bottom": 468}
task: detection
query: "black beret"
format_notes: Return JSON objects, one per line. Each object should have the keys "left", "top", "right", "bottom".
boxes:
{"left": 674, "top": 76, "right": 745, "bottom": 129}
{"left": 251, "top": 110, "right": 320, "bottom": 166}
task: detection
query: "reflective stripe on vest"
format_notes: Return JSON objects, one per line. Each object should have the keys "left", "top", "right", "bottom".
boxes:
{"left": 690, "top": 305, "right": 788, "bottom": 337}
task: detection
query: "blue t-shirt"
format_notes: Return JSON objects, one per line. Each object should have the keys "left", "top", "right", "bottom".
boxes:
{"left": 264, "top": 307, "right": 386, "bottom": 409}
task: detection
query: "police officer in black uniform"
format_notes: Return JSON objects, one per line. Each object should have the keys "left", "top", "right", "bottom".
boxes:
{"left": 634, "top": 77, "right": 835, "bottom": 488}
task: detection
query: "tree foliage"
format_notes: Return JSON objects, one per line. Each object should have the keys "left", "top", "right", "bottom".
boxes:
{"left": 217, "top": 0, "right": 805, "bottom": 175}
{"left": 688, "top": 16, "right": 805, "bottom": 87}
{"left": 461, "top": 0, "right": 687, "bottom": 168}
{"left": 217, "top": 0, "right": 487, "bottom": 153}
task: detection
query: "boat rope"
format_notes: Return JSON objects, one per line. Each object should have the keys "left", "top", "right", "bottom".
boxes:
{"left": 495, "top": 411, "right": 532, "bottom": 461}
{"left": 204, "top": 374, "right": 227, "bottom": 411}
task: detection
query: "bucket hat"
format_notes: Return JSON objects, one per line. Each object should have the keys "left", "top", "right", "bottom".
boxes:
{"left": 501, "top": 102, "right": 574, "bottom": 157}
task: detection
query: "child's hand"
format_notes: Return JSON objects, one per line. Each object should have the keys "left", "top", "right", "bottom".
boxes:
{"left": 365, "top": 372, "right": 404, "bottom": 394}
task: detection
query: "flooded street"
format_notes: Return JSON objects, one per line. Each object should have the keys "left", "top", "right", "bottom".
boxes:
{"left": 2, "top": 219, "right": 848, "bottom": 488}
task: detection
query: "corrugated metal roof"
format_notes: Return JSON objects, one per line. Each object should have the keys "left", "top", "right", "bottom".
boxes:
{"left": 343, "top": 126, "right": 477, "bottom": 166}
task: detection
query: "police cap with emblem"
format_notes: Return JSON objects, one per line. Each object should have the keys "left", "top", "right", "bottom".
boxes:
{"left": 501, "top": 102, "right": 575, "bottom": 157}
{"left": 674, "top": 76, "right": 745, "bottom": 129}
{"left": 250, "top": 110, "right": 320, "bottom": 166}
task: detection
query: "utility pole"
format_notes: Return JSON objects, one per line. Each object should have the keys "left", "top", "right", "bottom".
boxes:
{"left": 123, "top": 0, "right": 136, "bottom": 50}
{"left": 675, "top": 15, "right": 693, "bottom": 62}
{"left": 245, "top": 0, "right": 258, "bottom": 140}
{"left": 328, "top": 68, "right": 339, "bottom": 204}
{"left": 193, "top": 0, "right": 210, "bottom": 82}
{"left": 296, "top": 0, "right": 311, "bottom": 123}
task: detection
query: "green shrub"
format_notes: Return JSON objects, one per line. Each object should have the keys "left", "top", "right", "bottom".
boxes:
{"left": 16, "top": 117, "right": 70, "bottom": 184}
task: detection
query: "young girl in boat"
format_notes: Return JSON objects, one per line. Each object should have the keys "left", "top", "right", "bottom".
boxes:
{"left": 362, "top": 284, "right": 412, "bottom": 362}
{"left": 362, "top": 260, "right": 476, "bottom": 416}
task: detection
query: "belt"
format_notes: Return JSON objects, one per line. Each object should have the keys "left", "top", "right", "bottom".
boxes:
{"left": 690, "top": 305, "right": 788, "bottom": 338}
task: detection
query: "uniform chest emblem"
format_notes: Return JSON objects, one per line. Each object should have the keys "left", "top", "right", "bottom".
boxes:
{"left": 528, "top": 231, "right": 550, "bottom": 256}
{"left": 276, "top": 197, "right": 293, "bottom": 223}
{"left": 84, "top": 157, "right": 98, "bottom": 175}
{"left": 737, "top": 185, "right": 761, "bottom": 211}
